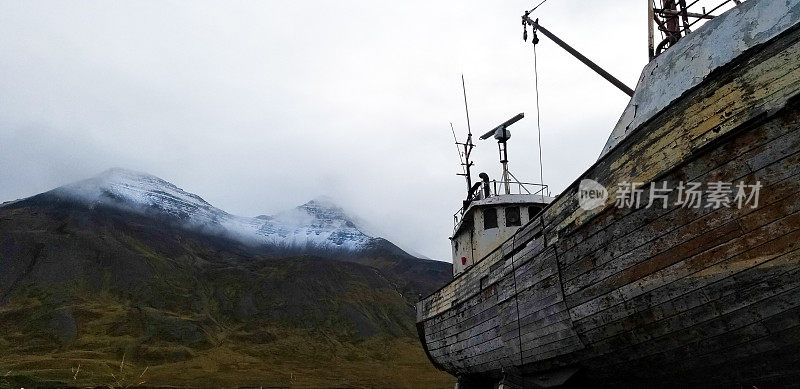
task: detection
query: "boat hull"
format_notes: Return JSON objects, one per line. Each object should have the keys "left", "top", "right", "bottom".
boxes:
{"left": 417, "top": 20, "right": 800, "bottom": 388}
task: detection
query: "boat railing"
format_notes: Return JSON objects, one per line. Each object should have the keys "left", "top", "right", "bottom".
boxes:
{"left": 453, "top": 180, "right": 548, "bottom": 228}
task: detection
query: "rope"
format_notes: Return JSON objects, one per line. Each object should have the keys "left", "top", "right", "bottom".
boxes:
{"left": 533, "top": 42, "right": 548, "bottom": 198}
{"left": 509, "top": 233, "right": 524, "bottom": 369}
{"left": 528, "top": 0, "right": 550, "bottom": 13}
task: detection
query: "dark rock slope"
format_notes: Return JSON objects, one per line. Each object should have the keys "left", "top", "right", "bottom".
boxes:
{"left": 0, "top": 177, "right": 452, "bottom": 387}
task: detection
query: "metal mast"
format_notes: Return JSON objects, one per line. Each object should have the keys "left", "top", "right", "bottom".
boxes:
{"left": 648, "top": 0, "right": 741, "bottom": 60}
{"left": 522, "top": 14, "right": 634, "bottom": 97}
{"left": 458, "top": 75, "right": 475, "bottom": 196}
{"left": 480, "top": 113, "right": 525, "bottom": 195}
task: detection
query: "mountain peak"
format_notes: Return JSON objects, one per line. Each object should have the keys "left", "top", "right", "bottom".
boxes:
{"left": 54, "top": 168, "right": 214, "bottom": 214}
{"left": 93, "top": 169, "right": 202, "bottom": 199}
{"left": 262, "top": 196, "right": 373, "bottom": 250}
{"left": 16, "top": 169, "right": 386, "bottom": 254}
{"left": 84, "top": 168, "right": 175, "bottom": 191}
{"left": 98, "top": 167, "right": 157, "bottom": 180}
{"left": 296, "top": 197, "right": 351, "bottom": 221}
{"left": 301, "top": 195, "right": 338, "bottom": 208}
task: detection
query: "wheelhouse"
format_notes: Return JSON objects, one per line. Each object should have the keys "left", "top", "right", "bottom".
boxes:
{"left": 451, "top": 181, "right": 552, "bottom": 275}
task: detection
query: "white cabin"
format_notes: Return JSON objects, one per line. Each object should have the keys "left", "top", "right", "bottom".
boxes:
{"left": 451, "top": 192, "right": 553, "bottom": 275}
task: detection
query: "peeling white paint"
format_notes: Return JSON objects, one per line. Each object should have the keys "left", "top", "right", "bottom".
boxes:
{"left": 451, "top": 194, "right": 553, "bottom": 275}
{"left": 600, "top": 0, "right": 800, "bottom": 158}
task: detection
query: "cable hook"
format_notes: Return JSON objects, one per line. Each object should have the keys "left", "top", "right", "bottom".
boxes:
{"left": 522, "top": 12, "right": 540, "bottom": 45}
{"left": 522, "top": 11, "right": 529, "bottom": 41}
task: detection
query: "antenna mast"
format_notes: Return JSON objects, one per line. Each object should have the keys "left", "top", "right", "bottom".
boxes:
{"left": 456, "top": 75, "right": 476, "bottom": 200}
{"left": 480, "top": 113, "right": 525, "bottom": 195}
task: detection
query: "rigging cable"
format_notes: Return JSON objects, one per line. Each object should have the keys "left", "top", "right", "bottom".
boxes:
{"left": 528, "top": 0, "right": 550, "bottom": 13}
{"left": 532, "top": 40, "right": 549, "bottom": 198}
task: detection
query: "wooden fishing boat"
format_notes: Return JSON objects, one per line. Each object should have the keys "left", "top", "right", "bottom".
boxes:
{"left": 416, "top": 0, "right": 800, "bottom": 387}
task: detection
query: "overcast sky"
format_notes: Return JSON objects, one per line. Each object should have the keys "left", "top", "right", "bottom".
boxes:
{"left": 1, "top": 1, "right": 695, "bottom": 260}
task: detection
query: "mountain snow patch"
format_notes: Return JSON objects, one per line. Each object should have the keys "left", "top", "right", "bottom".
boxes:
{"left": 50, "top": 168, "right": 375, "bottom": 251}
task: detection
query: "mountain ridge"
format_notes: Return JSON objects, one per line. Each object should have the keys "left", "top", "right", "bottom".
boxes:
{"left": 0, "top": 168, "right": 453, "bottom": 387}
{"left": 9, "top": 168, "right": 425, "bottom": 259}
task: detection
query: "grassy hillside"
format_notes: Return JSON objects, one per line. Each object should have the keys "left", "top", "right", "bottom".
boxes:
{"left": 0, "top": 293, "right": 452, "bottom": 387}
{"left": 0, "top": 199, "right": 454, "bottom": 388}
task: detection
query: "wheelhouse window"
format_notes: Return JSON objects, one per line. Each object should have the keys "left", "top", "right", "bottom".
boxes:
{"left": 528, "top": 205, "right": 542, "bottom": 220}
{"left": 505, "top": 206, "right": 521, "bottom": 227}
{"left": 483, "top": 208, "right": 498, "bottom": 229}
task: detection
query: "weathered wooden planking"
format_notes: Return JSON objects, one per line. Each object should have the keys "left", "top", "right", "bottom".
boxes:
{"left": 416, "top": 22, "right": 800, "bottom": 385}
{"left": 564, "top": 175, "right": 800, "bottom": 303}
{"left": 568, "top": 184, "right": 800, "bottom": 318}
{"left": 629, "top": 305, "right": 800, "bottom": 376}
{"left": 561, "top": 112, "right": 800, "bottom": 289}
{"left": 541, "top": 28, "right": 800, "bottom": 256}
{"left": 570, "top": 209, "right": 800, "bottom": 324}
{"left": 419, "top": 222, "right": 545, "bottom": 320}
{"left": 598, "top": 286, "right": 800, "bottom": 383}
{"left": 574, "top": 223, "right": 800, "bottom": 338}
{"left": 584, "top": 252, "right": 800, "bottom": 367}
{"left": 564, "top": 129, "right": 800, "bottom": 324}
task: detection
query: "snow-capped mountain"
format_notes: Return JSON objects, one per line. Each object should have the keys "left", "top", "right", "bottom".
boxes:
{"left": 40, "top": 168, "right": 378, "bottom": 252}
{"left": 258, "top": 197, "right": 372, "bottom": 250}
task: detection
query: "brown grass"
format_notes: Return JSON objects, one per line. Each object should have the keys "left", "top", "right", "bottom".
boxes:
{"left": 0, "top": 296, "right": 454, "bottom": 388}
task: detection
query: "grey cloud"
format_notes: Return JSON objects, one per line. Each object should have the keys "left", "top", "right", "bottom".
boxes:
{"left": 3, "top": 0, "right": 731, "bottom": 260}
